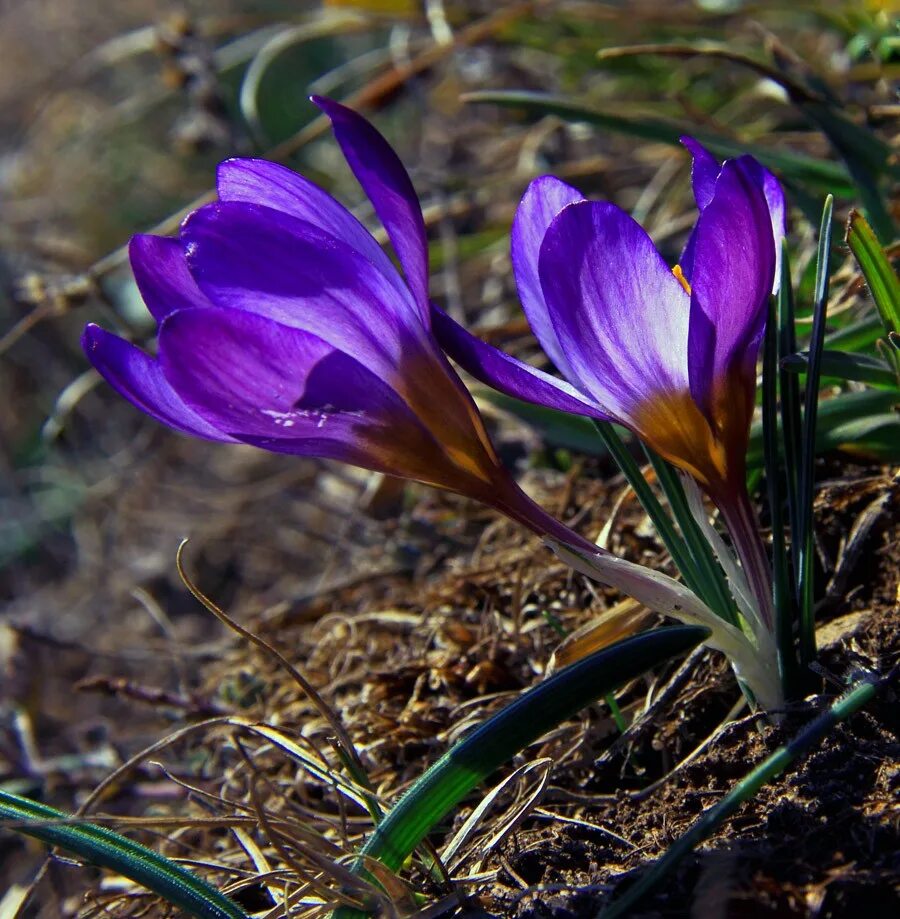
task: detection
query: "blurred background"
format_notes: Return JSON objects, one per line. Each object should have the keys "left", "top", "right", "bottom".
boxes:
{"left": 0, "top": 1, "right": 896, "bottom": 915}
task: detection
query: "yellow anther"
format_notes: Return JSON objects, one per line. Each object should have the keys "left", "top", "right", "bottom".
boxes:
{"left": 673, "top": 264, "right": 692, "bottom": 295}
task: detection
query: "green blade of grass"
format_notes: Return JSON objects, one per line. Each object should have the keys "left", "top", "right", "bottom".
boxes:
{"left": 781, "top": 349, "right": 898, "bottom": 387}
{"left": 797, "top": 195, "right": 834, "bottom": 668}
{"left": 461, "top": 90, "right": 854, "bottom": 194}
{"left": 592, "top": 423, "right": 733, "bottom": 623}
{"left": 641, "top": 449, "right": 737, "bottom": 628}
{"left": 846, "top": 210, "right": 900, "bottom": 336}
{"left": 762, "top": 295, "right": 799, "bottom": 701}
{"left": 598, "top": 674, "right": 880, "bottom": 919}
{"left": 777, "top": 244, "right": 803, "bottom": 589}
{"left": 746, "top": 385, "right": 900, "bottom": 468}
{"left": 334, "top": 626, "right": 708, "bottom": 918}
{"left": 824, "top": 315, "right": 885, "bottom": 353}
{"left": 0, "top": 790, "right": 249, "bottom": 919}
{"left": 482, "top": 386, "right": 900, "bottom": 470}
{"left": 592, "top": 42, "right": 897, "bottom": 240}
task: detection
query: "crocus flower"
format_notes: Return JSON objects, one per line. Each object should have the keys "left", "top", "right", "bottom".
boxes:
{"left": 82, "top": 99, "right": 780, "bottom": 710}
{"left": 433, "top": 140, "right": 786, "bottom": 632}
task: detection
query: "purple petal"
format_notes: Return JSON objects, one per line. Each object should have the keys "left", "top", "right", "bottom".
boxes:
{"left": 687, "top": 157, "right": 775, "bottom": 425}
{"left": 158, "top": 308, "right": 453, "bottom": 480}
{"left": 511, "top": 176, "right": 585, "bottom": 380}
{"left": 129, "top": 235, "right": 212, "bottom": 322}
{"left": 431, "top": 305, "right": 610, "bottom": 420}
{"left": 312, "top": 96, "right": 430, "bottom": 322}
{"left": 537, "top": 201, "right": 692, "bottom": 427}
{"left": 215, "top": 158, "right": 398, "bottom": 283}
{"left": 181, "top": 200, "right": 425, "bottom": 383}
{"left": 679, "top": 140, "right": 786, "bottom": 294}
{"left": 81, "top": 324, "right": 233, "bottom": 441}
{"left": 680, "top": 136, "right": 719, "bottom": 211}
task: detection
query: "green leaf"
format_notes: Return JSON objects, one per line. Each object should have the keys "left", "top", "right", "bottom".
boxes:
{"left": 591, "top": 422, "right": 734, "bottom": 625}
{"left": 592, "top": 42, "right": 896, "bottom": 240}
{"left": 461, "top": 90, "right": 854, "bottom": 194}
{"left": 819, "top": 413, "right": 900, "bottom": 461}
{"left": 0, "top": 790, "right": 249, "bottom": 919}
{"left": 747, "top": 380, "right": 900, "bottom": 468}
{"left": 334, "top": 626, "right": 708, "bottom": 918}
{"left": 479, "top": 389, "right": 603, "bottom": 454}
{"left": 846, "top": 210, "right": 900, "bottom": 335}
{"left": 485, "top": 385, "right": 900, "bottom": 469}
{"left": 781, "top": 350, "right": 898, "bottom": 387}
{"left": 797, "top": 195, "right": 834, "bottom": 668}
{"left": 824, "top": 315, "right": 887, "bottom": 353}
{"left": 762, "top": 293, "right": 799, "bottom": 701}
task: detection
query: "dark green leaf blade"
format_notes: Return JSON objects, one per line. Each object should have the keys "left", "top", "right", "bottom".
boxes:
{"left": 797, "top": 195, "right": 834, "bottom": 668}
{"left": 781, "top": 349, "right": 898, "bottom": 387}
{"left": 461, "top": 90, "right": 853, "bottom": 193}
{"left": 335, "top": 626, "right": 708, "bottom": 917}
{"left": 846, "top": 210, "right": 900, "bottom": 335}
{"left": 0, "top": 790, "right": 249, "bottom": 919}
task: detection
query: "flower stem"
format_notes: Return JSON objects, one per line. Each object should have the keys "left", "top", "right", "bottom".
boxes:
{"left": 716, "top": 486, "right": 775, "bottom": 635}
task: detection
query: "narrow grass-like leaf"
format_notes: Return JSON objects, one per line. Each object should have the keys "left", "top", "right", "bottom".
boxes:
{"left": 461, "top": 90, "right": 853, "bottom": 193}
{"left": 777, "top": 244, "right": 802, "bottom": 570}
{"left": 824, "top": 315, "right": 885, "bottom": 353}
{"left": 781, "top": 350, "right": 897, "bottom": 387}
{"left": 592, "top": 42, "right": 897, "bottom": 240}
{"left": 598, "top": 675, "right": 880, "bottom": 918}
{"left": 485, "top": 384, "right": 898, "bottom": 470}
{"left": 333, "top": 626, "right": 708, "bottom": 918}
{"left": 816, "top": 413, "right": 900, "bottom": 460}
{"left": 762, "top": 297, "right": 799, "bottom": 701}
{"left": 478, "top": 389, "right": 603, "bottom": 455}
{"left": 846, "top": 210, "right": 900, "bottom": 335}
{"left": 747, "top": 387, "right": 900, "bottom": 467}
{"left": 0, "top": 790, "right": 249, "bottom": 919}
{"left": 592, "top": 422, "right": 733, "bottom": 622}
{"left": 642, "top": 449, "right": 737, "bottom": 627}
{"left": 797, "top": 196, "right": 834, "bottom": 669}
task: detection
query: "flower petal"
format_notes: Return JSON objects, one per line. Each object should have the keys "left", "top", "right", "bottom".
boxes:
{"left": 687, "top": 156, "right": 776, "bottom": 431}
{"left": 679, "top": 140, "right": 785, "bottom": 293}
{"left": 537, "top": 200, "right": 691, "bottom": 426}
{"left": 129, "top": 235, "right": 212, "bottom": 322}
{"left": 511, "top": 176, "right": 585, "bottom": 380}
{"left": 431, "top": 305, "right": 609, "bottom": 420}
{"left": 81, "top": 324, "right": 233, "bottom": 441}
{"left": 181, "top": 200, "right": 424, "bottom": 383}
{"left": 215, "top": 158, "right": 398, "bottom": 283}
{"left": 158, "top": 307, "right": 459, "bottom": 482}
{"left": 312, "top": 96, "right": 430, "bottom": 322}
{"left": 680, "top": 136, "right": 719, "bottom": 210}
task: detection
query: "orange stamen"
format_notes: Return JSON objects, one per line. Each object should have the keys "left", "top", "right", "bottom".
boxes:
{"left": 673, "top": 264, "right": 692, "bottom": 295}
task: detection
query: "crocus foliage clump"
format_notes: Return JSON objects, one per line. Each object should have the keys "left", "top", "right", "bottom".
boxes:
{"left": 83, "top": 98, "right": 786, "bottom": 711}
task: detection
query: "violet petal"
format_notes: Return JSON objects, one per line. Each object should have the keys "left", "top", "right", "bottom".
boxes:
{"left": 158, "top": 307, "right": 449, "bottom": 479}
{"left": 432, "top": 305, "right": 610, "bottom": 420}
{"left": 511, "top": 176, "right": 585, "bottom": 380}
{"left": 312, "top": 96, "right": 430, "bottom": 322}
{"left": 537, "top": 200, "right": 691, "bottom": 426}
{"left": 687, "top": 156, "right": 775, "bottom": 423}
{"left": 129, "top": 235, "right": 212, "bottom": 322}
{"left": 81, "top": 324, "right": 233, "bottom": 441}
{"left": 181, "top": 200, "right": 424, "bottom": 381}
{"left": 216, "top": 158, "right": 398, "bottom": 283}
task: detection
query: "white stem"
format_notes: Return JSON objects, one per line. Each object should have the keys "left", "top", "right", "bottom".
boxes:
{"left": 545, "top": 537, "right": 783, "bottom": 712}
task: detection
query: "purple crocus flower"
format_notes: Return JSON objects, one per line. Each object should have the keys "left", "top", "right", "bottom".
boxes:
{"left": 433, "top": 141, "right": 786, "bottom": 628}
{"left": 81, "top": 97, "right": 611, "bottom": 552}
{"left": 82, "top": 100, "right": 781, "bottom": 709}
